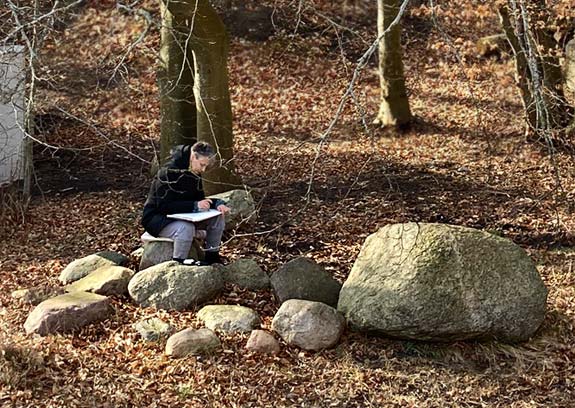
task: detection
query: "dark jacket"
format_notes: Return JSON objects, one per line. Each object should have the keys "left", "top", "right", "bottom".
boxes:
{"left": 141, "top": 145, "right": 225, "bottom": 236}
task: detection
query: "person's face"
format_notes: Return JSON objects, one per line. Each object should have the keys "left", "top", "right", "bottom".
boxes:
{"left": 190, "top": 153, "right": 211, "bottom": 174}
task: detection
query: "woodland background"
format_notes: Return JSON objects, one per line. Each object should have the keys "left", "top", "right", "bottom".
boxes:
{"left": 0, "top": 0, "right": 574, "bottom": 406}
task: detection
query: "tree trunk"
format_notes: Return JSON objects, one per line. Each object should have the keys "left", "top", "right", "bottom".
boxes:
{"left": 374, "top": 0, "right": 412, "bottom": 128}
{"left": 158, "top": 0, "right": 198, "bottom": 165}
{"left": 499, "top": 0, "right": 574, "bottom": 144}
{"left": 566, "top": 39, "right": 575, "bottom": 103}
{"left": 189, "top": 0, "right": 241, "bottom": 195}
{"left": 159, "top": 0, "right": 241, "bottom": 194}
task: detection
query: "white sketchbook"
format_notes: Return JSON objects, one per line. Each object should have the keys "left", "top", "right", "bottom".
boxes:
{"left": 167, "top": 209, "right": 222, "bottom": 223}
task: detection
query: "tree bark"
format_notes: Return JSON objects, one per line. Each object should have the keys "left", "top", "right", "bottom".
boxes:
{"left": 158, "top": 0, "right": 198, "bottom": 165}
{"left": 189, "top": 0, "right": 241, "bottom": 194}
{"left": 374, "top": 0, "right": 412, "bottom": 128}
{"left": 159, "top": 0, "right": 241, "bottom": 194}
{"left": 499, "top": 0, "right": 574, "bottom": 143}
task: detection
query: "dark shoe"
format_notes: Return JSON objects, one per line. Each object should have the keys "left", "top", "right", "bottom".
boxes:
{"left": 204, "top": 251, "right": 223, "bottom": 265}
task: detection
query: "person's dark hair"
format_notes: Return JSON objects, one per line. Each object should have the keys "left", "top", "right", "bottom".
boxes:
{"left": 191, "top": 141, "right": 215, "bottom": 158}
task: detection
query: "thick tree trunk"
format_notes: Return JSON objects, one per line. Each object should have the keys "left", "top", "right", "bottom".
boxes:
{"left": 374, "top": 0, "right": 412, "bottom": 128}
{"left": 158, "top": 0, "right": 197, "bottom": 165}
{"left": 159, "top": 0, "right": 240, "bottom": 194}
{"left": 189, "top": 0, "right": 241, "bottom": 195}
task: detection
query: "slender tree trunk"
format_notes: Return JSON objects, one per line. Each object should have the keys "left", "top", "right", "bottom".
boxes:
{"left": 499, "top": 5, "right": 538, "bottom": 130}
{"left": 374, "top": 0, "right": 412, "bottom": 128}
{"left": 158, "top": 0, "right": 197, "bottom": 165}
{"left": 499, "top": 0, "right": 574, "bottom": 143}
{"left": 189, "top": 0, "right": 241, "bottom": 194}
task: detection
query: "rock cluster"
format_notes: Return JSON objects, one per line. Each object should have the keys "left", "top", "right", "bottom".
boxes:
{"left": 20, "top": 222, "right": 547, "bottom": 357}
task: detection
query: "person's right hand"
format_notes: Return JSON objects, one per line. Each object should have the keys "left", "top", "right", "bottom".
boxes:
{"left": 197, "top": 199, "right": 212, "bottom": 211}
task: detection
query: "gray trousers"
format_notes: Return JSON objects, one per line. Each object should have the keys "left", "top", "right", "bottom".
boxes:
{"left": 158, "top": 215, "right": 225, "bottom": 259}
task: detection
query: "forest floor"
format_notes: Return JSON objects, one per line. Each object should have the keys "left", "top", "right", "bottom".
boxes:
{"left": 1, "top": 0, "right": 574, "bottom": 406}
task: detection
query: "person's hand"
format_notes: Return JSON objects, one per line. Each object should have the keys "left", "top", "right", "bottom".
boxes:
{"left": 197, "top": 199, "right": 212, "bottom": 211}
{"left": 217, "top": 204, "right": 231, "bottom": 214}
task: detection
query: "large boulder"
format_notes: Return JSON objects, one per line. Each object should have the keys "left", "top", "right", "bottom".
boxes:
{"left": 66, "top": 265, "right": 135, "bottom": 296}
{"left": 338, "top": 223, "right": 548, "bottom": 343}
{"left": 270, "top": 257, "right": 341, "bottom": 307}
{"left": 128, "top": 261, "right": 223, "bottom": 310}
{"left": 272, "top": 299, "right": 345, "bottom": 351}
{"left": 165, "top": 328, "right": 221, "bottom": 358}
{"left": 59, "top": 251, "right": 129, "bottom": 284}
{"left": 208, "top": 189, "right": 256, "bottom": 231}
{"left": 24, "top": 292, "right": 113, "bottom": 336}
{"left": 223, "top": 258, "right": 270, "bottom": 290}
{"left": 197, "top": 305, "right": 261, "bottom": 334}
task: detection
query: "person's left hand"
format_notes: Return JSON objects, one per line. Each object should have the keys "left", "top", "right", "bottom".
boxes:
{"left": 217, "top": 204, "right": 231, "bottom": 214}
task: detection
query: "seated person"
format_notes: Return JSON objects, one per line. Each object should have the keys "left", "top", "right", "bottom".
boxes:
{"left": 141, "top": 142, "right": 230, "bottom": 265}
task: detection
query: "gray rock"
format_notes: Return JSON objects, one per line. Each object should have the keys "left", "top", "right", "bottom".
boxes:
{"left": 11, "top": 286, "right": 65, "bottom": 306}
{"left": 133, "top": 317, "right": 173, "bottom": 341}
{"left": 338, "top": 223, "right": 548, "bottom": 343}
{"left": 272, "top": 299, "right": 345, "bottom": 351}
{"left": 139, "top": 237, "right": 202, "bottom": 271}
{"left": 24, "top": 292, "right": 113, "bottom": 336}
{"left": 59, "top": 251, "right": 128, "bottom": 284}
{"left": 270, "top": 257, "right": 341, "bottom": 307}
{"left": 223, "top": 258, "right": 270, "bottom": 290}
{"left": 66, "top": 265, "right": 135, "bottom": 296}
{"left": 208, "top": 189, "right": 256, "bottom": 231}
{"left": 245, "top": 330, "right": 280, "bottom": 354}
{"left": 165, "top": 328, "right": 221, "bottom": 358}
{"left": 197, "top": 305, "right": 261, "bottom": 334}
{"left": 128, "top": 261, "right": 223, "bottom": 310}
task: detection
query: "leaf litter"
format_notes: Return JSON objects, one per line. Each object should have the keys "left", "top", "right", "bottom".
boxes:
{"left": 1, "top": 0, "right": 575, "bottom": 406}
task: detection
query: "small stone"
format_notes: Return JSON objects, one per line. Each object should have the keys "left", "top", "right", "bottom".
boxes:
{"left": 223, "top": 258, "right": 270, "bottom": 290}
{"left": 245, "top": 330, "right": 280, "bottom": 354}
{"left": 66, "top": 265, "right": 135, "bottom": 296}
{"left": 476, "top": 34, "right": 510, "bottom": 58}
{"left": 272, "top": 299, "right": 345, "bottom": 351}
{"left": 271, "top": 257, "right": 341, "bottom": 307}
{"left": 139, "top": 239, "right": 202, "bottom": 271}
{"left": 24, "top": 292, "right": 113, "bottom": 336}
{"left": 165, "top": 328, "right": 221, "bottom": 358}
{"left": 133, "top": 317, "right": 172, "bottom": 341}
{"left": 197, "top": 305, "right": 261, "bottom": 334}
